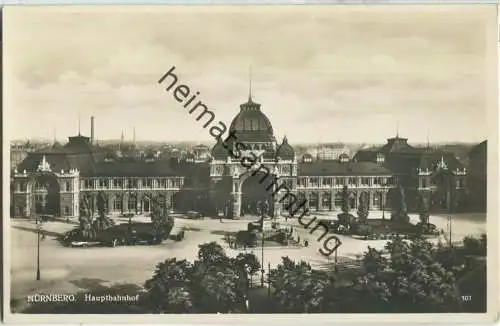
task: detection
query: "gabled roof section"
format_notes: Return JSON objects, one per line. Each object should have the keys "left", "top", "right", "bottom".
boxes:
{"left": 418, "top": 151, "right": 465, "bottom": 172}
{"left": 380, "top": 136, "right": 423, "bottom": 154}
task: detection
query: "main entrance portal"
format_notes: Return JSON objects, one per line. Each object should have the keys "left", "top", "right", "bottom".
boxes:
{"left": 241, "top": 172, "right": 273, "bottom": 217}
{"left": 30, "top": 174, "right": 61, "bottom": 216}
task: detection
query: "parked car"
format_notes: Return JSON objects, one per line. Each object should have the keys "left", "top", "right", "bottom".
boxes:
{"left": 60, "top": 228, "right": 94, "bottom": 247}
{"left": 187, "top": 211, "right": 204, "bottom": 219}
{"left": 96, "top": 222, "right": 170, "bottom": 247}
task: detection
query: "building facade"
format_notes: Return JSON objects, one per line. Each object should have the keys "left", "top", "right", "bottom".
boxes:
{"left": 354, "top": 136, "right": 469, "bottom": 213}
{"left": 11, "top": 96, "right": 475, "bottom": 220}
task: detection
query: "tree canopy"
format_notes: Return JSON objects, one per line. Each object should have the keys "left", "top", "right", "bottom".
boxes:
{"left": 144, "top": 241, "right": 260, "bottom": 313}
{"left": 268, "top": 257, "right": 337, "bottom": 313}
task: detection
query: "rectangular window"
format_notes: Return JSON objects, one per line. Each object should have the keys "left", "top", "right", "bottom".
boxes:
{"left": 147, "top": 179, "right": 153, "bottom": 188}
{"left": 99, "top": 179, "right": 104, "bottom": 188}
{"left": 113, "top": 198, "right": 122, "bottom": 211}
{"left": 348, "top": 177, "right": 356, "bottom": 186}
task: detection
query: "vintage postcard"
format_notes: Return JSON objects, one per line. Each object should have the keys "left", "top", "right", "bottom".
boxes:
{"left": 2, "top": 4, "right": 499, "bottom": 324}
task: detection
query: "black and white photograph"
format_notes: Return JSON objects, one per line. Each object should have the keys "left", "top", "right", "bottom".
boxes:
{"left": 3, "top": 4, "right": 498, "bottom": 324}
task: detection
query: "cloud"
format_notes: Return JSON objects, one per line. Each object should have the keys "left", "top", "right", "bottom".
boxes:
{"left": 3, "top": 5, "right": 495, "bottom": 143}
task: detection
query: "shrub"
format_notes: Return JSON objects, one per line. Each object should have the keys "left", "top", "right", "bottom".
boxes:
{"left": 462, "top": 235, "right": 486, "bottom": 256}
{"left": 356, "top": 224, "right": 373, "bottom": 236}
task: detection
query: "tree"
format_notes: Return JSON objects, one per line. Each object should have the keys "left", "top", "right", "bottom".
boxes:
{"left": 268, "top": 257, "right": 336, "bottom": 313}
{"left": 79, "top": 195, "right": 96, "bottom": 240}
{"left": 357, "top": 192, "right": 369, "bottom": 223}
{"left": 337, "top": 186, "right": 355, "bottom": 227}
{"left": 94, "top": 191, "right": 113, "bottom": 232}
{"left": 233, "top": 252, "right": 261, "bottom": 277}
{"left": 197, "top": 242, "right": 229, "bottom": 267}
{"left": 150, "top": 197, "right": 174, "bottom": 239}
{"left": 347, "top": 237, "right": 461, "bottom": 313}
{"left": 144, "top": 258, "right": 194, "bottom": 313}
{"left": 416, "top": 192, "right": 430, "bottom": 225}
{"left": 390, "top": 184, "right": 409, "bottom": 223}
{"left": 363, "top": 246, "right": 387, "bottom": 275}
{"left": 195, "top": 265, "right": 246, "bottom": 313}
{"left": 144, "top": 242, "right": 248, "bottom": 313}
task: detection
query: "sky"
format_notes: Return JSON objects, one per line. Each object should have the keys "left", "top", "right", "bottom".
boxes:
{"left": 3, "top": 5, "right": 497, "bottom": 144}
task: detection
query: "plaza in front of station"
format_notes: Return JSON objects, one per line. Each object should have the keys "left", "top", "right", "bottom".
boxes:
{"left": 9, "top": 209, "right": 486, "bottom": 309}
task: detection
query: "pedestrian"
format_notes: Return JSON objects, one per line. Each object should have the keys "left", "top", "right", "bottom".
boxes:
{"left": 297, "top": 235, "right": 300, "bottom": 244}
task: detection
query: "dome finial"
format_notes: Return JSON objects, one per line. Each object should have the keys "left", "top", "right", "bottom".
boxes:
{"left": 283, "top": 135, "right": 288, "bottom": 143}
{"left": 248, "top": 66, "right": 252, "bottom": 101}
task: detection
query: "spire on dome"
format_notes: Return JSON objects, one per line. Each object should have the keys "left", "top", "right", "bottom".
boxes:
{"left": 283, "top": 135, "right": 288, "bottom": 143}
{"left": 248, "top": 66, "right": 252, "bottom": 101}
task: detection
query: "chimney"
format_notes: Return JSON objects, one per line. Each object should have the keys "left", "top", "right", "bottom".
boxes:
{"left": 90, "top": 116, "right": 95, "bottom": 145}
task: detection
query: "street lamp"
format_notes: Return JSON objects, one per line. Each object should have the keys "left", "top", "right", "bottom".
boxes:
{"left": 259, "top": 201, "right": 266, "bottom": 287}
{"left": 36, "top": 215, "right": 41, "bottom": 281}
{"left": 36, "top": 197, "right": 46, "bottom": 281}
{"left": 245, "top": 264, "right": 252, "bottom": 312}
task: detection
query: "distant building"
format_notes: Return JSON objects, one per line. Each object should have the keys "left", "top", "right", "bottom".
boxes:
{"left": 309, "top": 145, "right": 350, "bottom": 160}
{"left": 467, "top": 140, "right": 487, "bottom": 212}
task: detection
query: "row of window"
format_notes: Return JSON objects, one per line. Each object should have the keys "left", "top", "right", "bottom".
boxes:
{"left": 281, "top": 191, "right": 386, "bottom": 208}
{"left": 81, "top": 178, "right": 184, "bottom": 190}
{"left": 297, "top": 177, "right": 394, "bottom": 188}
{"left": 420, "top": 179, "right": 465, "bottom": 189}
{"left": 17, "top": 181, "right": 72, "bottom": 192}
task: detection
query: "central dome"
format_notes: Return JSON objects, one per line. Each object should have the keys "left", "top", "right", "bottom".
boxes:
{"left": 229, "top": 97, "right": 275, "bottom": 142}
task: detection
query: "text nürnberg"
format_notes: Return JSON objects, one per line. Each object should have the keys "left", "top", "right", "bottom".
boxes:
{"left": 158, "top": 66, "right": 341, "bottom": 256}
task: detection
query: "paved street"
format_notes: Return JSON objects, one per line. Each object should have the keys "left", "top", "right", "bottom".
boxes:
{"left": 10, "top": 212, "right": 486, "bottom": 303}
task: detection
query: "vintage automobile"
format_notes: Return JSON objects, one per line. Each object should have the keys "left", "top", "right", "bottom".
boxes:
{"left": 61, "top": 221, "right": 173, "bottom": 248}
{"left": 96, "top": 222, "right": 172, "bottom": 247}
{"left": 186, "top": 211, "right": 204, "bottom": 219}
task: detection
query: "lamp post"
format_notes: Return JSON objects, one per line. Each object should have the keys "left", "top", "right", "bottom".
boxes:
{"left": 245, "top": 264, "right": 251, "bottom": 312}
{"left": 259, "top": 201, "right": 265, "bottom": 287}
{"left": 36, "top": 214, "right": 41, "bottom": 281}
{"left": 36, "top": 198, "right": 46, "bottom": 281}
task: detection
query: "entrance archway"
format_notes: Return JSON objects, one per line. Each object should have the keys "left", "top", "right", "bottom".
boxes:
{"left": 28, "top": 173, "right": 61, "bottom": 216}
{"left": 142, "top": 197, "right": 151, "bottom": 213}
{"left": 240, "top": 172, "right": 273, "bottom": 216}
